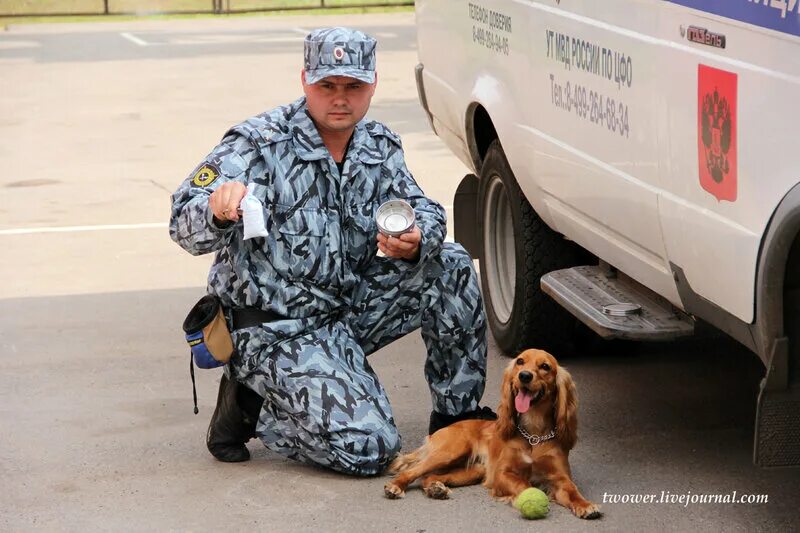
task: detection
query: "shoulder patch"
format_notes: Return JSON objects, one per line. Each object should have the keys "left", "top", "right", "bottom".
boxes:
{"left": 191, "top": 163, "right": 220, "bottom": 187}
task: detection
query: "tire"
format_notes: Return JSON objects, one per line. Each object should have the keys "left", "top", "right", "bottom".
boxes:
{"left": 478, "top": 140, "right": 593, "bottom": 355}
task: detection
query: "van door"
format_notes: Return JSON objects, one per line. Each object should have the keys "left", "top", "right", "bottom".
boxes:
{"left": 522, "top": 0, "right": 678, "bottom": 302}
{"left": 657, "top": 1, "right": 800, "bottom": 323}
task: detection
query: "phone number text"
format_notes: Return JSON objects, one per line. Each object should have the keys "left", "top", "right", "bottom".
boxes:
{"left": 473, "top": 25, "right": 509, "bottom": 55}
{"left": 549, "top": 74, "right": 630, "bottom": 138}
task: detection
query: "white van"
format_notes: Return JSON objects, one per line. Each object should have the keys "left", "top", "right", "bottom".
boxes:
{"left": 414, "top": 0, "right": 799, "bottom": 466}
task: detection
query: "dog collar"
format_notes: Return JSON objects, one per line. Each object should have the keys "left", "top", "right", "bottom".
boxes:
{"left": 517, "top": 425, "right": 556, "bottom": 446}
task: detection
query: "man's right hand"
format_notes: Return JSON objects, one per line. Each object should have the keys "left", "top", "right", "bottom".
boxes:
{"left": 209, "top": 181, "right": 247, "bottom": 223}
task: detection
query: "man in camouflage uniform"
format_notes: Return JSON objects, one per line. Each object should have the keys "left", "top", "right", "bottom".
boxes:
{"left": 170, "top": 27, "right": 493, "bottom": 476}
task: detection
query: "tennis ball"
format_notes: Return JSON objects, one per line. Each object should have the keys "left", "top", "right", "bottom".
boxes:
{"left": 513, "top": 487, "right": 549, "bottom": 519}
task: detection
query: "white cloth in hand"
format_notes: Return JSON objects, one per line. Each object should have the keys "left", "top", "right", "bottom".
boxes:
{"left": 242, "top": 183, "right": 268, "bottom": 240}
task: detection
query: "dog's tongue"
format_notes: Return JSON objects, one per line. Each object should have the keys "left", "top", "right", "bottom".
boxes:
{"left": 515, "top": 390, "right": 534, "bottom": 414}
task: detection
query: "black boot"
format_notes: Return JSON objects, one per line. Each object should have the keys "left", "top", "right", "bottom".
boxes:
{"left": 206, "top": 375, "right": 261, "bottom": 462}
{"left": 428, "top": 405, "right": 497, "bottom": 435}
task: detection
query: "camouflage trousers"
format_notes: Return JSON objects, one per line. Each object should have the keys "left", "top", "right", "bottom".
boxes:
{"left": 226, "top": 243, "right": 487, "bottom": 476}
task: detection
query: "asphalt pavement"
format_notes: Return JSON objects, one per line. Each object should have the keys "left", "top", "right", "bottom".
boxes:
{"left": 1, "top": 12, "right": 798, "bottom": 532}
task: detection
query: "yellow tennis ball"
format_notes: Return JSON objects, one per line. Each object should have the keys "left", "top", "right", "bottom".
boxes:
{"left": 513, "top": 487, "right": 549, "bottom": 519}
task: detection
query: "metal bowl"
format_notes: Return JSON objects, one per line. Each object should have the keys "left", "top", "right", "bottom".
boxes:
{"left": 376, "top": 199, "right": 415, "bottom": 237}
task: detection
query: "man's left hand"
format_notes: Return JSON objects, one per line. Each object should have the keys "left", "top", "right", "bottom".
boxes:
{"left": 377, "top": 226, "right": 421, "bottom": 261}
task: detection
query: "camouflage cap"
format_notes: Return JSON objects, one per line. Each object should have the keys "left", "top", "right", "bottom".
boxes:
{"left": 304, "top": 27, "right": 377, "bottom": 84}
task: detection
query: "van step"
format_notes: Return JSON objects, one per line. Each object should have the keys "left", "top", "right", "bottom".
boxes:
{"left": 541, "top": 265, "right": 695, "bottom": 340}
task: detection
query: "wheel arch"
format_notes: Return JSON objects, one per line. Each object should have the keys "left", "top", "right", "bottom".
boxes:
{"left": 465, "top": 102, "right": 499, "bottom": 172}
{"left": 751, "top": 180, "right": 800, "bottom": 466}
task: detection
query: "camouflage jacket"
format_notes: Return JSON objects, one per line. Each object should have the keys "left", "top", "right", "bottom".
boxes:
{"left": 169, "top": 97, "right": 447, "bottom": 318}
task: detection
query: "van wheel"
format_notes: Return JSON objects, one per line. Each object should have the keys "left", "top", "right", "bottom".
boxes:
{"left": 478, "top": 141, "right": 592, "bottom": 355}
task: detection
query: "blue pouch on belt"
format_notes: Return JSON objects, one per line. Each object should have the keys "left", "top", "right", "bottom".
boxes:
{"left": 183, "top": 295, "right": 234, "bottom": 414}
{"left": 182, "top": 294, "right": 233, "bottom": 369}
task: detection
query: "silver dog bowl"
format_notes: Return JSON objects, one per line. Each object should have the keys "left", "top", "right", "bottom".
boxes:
{"left": 376, "top": 199, "right": 415, "bottom": 237}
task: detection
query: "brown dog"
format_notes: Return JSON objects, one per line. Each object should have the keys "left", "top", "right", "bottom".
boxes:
{"left": 384, "top": 349, "right": 601, "bottom": 519}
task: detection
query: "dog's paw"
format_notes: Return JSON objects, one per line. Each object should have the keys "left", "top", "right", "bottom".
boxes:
{"left": 423, "top": 481, "right": 452, "bottom": 500}
{"left": 574, "top": 502, "right": 602, "bottom": 520}
{"left": 489, "top": 491, "right": 514, "bottom": 504}
{"left": 384, "top": 483, "right": 405, "bottom": 499}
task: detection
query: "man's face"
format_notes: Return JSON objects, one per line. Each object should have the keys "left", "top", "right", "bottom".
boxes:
{"left": 302, "top": 72, "right": 377, "bottom": 135}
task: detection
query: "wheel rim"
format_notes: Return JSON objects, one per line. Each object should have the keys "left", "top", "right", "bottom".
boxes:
{"left": 483, "top": 175, "right": 516, "bottom": 324}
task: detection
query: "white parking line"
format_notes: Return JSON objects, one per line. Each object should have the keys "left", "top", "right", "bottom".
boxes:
{"left": 0, "top": 222, "right": 167, "bottom": 236}
{"left": 170, "top": 36, "right": 302, "bottom": 45}
{"left": 0, "top": 40, "right": 41, "bottom": 50}
{"left": 251, "top": 36, "right": 305, "bottom": 44}
{"left": 120, "top": 32, "right": 149, "bottom": 47}
{"left": 0, "top": 205, "right": 453, "bottom": 236}
{"left": 121, "top": 31, "right": 304, "bottom": 47}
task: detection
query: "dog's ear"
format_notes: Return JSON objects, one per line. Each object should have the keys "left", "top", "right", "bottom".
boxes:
{"left": 554, "top": 366, "right": 578, "bottom": 451}
{"left": 495, "top": 360, "right": 517, "bottom": 440}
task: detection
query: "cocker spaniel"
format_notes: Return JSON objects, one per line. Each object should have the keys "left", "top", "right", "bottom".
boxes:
{"left": 384, "top": 349, "right": 601, "bottom": 519}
